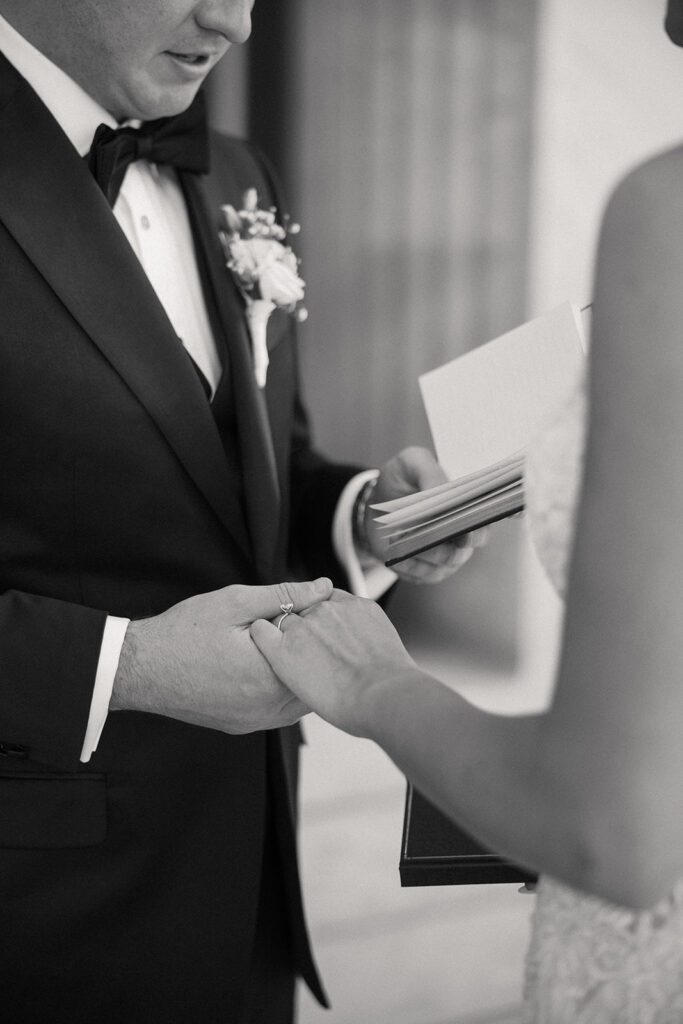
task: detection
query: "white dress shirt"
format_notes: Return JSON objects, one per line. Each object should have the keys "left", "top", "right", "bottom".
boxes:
{"left": 0, "top": 12, "right": 395, "bottom": 763}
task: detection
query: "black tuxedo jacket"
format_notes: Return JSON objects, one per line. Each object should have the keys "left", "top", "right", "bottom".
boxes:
{"left": 0, "top": 54, "right": 357, "bottom": 1021}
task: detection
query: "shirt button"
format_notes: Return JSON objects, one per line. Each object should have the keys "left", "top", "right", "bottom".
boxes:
{"left": 140, "top": 215, "right": 151, "bottom": 230}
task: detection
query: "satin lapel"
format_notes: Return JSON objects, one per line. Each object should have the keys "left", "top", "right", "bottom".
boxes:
{"left": 0, "top": 57, "right": 250, "bottom": 558}
{"left": 180, "top": 170, "right": 281, "bottom": 582}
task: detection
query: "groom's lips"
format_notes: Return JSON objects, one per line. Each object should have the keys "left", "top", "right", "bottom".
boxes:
{"left": 163, "top": 48, "right": 223, "bottom": 77}
{"left": 165, "top": 51, "right": 211, "bottom": 65}
{"left": 167, "top": 51, "right": 208, "bottom": 62}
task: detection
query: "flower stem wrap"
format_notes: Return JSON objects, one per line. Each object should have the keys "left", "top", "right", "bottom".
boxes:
{"left": 244, "top": 298, "right": 276, "bottom": 388}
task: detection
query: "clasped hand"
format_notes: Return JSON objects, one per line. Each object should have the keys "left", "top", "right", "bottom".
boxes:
{"left": 112, "top": 577, "right": 335, "bottom": 733}
{"left": 251, "top": 589, "right": 417, "bottom": 739}
{"left": 111, "top": 450, "right": 484, "bottom": 735}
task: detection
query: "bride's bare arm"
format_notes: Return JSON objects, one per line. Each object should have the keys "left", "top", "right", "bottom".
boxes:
{"left": 252, "top": 147, "right": 683, "bottom": 910}
{"left": 538, "top": 145, "right": 683, "bottom": 904}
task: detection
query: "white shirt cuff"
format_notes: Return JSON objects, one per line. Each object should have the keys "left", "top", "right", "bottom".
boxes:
{"left": 332, "top": 470, "right": 397, "bottom": 600}
{"left": 80, "top": 615, "right": 130, "bottom": 763}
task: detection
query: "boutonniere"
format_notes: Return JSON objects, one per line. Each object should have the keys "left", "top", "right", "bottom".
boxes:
{"left": 219, "top": 188, "right": 307, "bottom": 388}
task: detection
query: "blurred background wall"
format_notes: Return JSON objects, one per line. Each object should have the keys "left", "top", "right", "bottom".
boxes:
{"left": 208, "top": 2, "right": 683, "bottom": 1022}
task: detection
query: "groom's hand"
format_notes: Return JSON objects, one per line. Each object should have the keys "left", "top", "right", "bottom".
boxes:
{"left": 366, "top": 447, "right": 487, "bottom": 582}
{"left": 111, "top": 578, "right": 333, "bottom": 733}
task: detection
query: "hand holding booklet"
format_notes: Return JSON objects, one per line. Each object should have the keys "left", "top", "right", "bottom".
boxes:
{"left": 374, "top": 302, "right": 587, "bottom": 567}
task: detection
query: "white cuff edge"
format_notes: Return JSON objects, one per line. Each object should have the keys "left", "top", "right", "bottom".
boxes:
{"left": 332, "top": 470, "right": 397, "bottom": 600}
{"left": 80, "top": 615, "right": 130, "bottom": 763}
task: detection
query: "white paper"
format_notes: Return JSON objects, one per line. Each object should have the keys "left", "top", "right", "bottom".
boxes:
{"left": 419, "top": 302, "right": 587, "bottom": 481}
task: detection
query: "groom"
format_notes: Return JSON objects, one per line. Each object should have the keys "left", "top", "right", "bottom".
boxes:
{"left": 0, "top": 1, "right": 474, "bottom": 1021}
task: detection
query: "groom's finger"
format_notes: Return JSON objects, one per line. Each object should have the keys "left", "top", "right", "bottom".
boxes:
{"left": 396, "top": 446, "right": 448, "bottom": 492}
{"left": 233, "top": 577, "right": 332, "bottom": 624}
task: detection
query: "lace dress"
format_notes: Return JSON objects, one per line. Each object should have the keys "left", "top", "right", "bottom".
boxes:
{"left": 522, "top": 375, "right": 683, "bottom": 1023}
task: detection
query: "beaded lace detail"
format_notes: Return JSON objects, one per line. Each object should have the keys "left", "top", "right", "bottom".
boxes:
{"left": 523, "top": 876, "right": 683, "bottom": 1023}
{"left": 522, "top": 375, "right": 683, "bottom": 1022}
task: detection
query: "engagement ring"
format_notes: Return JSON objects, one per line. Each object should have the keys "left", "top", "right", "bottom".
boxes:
{"left": 276, "top": 602, "right": 294, "bottom": 631}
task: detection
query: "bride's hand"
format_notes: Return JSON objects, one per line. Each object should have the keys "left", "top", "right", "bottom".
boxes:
{"left": 250, "top": 589, "right": 417, "bottom": 737}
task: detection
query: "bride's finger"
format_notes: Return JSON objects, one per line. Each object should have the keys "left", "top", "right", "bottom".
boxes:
{"left": 269, "top": 609, "right": 301, "bottom": 631}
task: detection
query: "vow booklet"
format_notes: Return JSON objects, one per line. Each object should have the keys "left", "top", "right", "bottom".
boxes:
{"left": 374, "top": 302, "right": 587, "bottom": 566}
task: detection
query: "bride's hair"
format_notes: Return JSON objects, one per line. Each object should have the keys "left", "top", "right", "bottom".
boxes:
{"left": 666, "top": 0, "right": 683, "bottom": 45}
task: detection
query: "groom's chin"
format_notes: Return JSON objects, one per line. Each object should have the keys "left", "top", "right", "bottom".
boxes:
{"left": 104, "top": 68, "right": 204, "bottom": 122}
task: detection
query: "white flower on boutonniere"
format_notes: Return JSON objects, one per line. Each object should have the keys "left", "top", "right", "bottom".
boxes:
{"left": 219, "top": 188, "right": 307, "bottom": 387}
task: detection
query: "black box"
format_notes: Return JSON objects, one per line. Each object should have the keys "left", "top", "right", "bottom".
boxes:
{"left": 400, "top": 784, "right": 537, "bottom": 887}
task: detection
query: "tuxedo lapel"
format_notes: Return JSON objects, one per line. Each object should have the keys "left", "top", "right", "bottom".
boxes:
{"left": 0, "top": 56, "right": 250, "bottom": 559}
{"left": 180, "top": 169, "right": 281, "bottom": 582}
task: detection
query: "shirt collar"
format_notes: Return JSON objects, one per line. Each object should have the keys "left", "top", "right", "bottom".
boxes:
{"left": 0, "top": 11, "right": 117, "bottom": 157}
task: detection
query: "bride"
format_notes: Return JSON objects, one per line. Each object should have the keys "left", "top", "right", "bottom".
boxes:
{"left": 251, "top": 3, "right": 683, "bottom": 1019}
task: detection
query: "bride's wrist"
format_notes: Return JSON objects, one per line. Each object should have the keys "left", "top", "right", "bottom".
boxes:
{"left": 359, "top": 663, "right": 429, "bottom": 743}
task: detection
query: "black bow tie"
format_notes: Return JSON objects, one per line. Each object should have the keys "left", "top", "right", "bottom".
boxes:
{"left": 87, "top": 92, "right": 210, "bottom": 207}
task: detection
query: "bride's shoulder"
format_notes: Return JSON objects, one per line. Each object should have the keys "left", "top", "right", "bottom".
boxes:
{"left": 614, "top": 143, "right": 683, "bottom": 189}
{"left": 603, "top": 144, "right": 683, "bottom": 228}
{"left": 593, "top": 144, "right": 683, "bottom": 367}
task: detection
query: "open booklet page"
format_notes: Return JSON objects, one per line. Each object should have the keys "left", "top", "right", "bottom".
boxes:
{"left": 374, "top": 302, "right": 587, "bottom": 566}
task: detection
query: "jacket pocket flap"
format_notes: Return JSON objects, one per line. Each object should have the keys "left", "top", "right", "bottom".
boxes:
{"left": 0, "top": 773, "right": 107, "bottom": 849}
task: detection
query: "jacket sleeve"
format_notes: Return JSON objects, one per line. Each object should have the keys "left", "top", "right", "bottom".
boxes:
{"left": 0, "top": 590, "right": 106, "bottom": 769}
